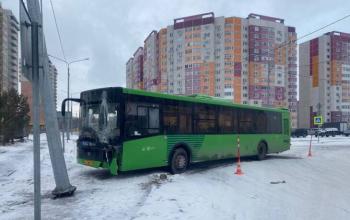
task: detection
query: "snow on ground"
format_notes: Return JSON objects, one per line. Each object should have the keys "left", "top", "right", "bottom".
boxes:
{"left": 1, "top": 134, "right": 350, "bottom": 220}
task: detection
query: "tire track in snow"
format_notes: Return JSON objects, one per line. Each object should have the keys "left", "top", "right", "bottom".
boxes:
{"left": 130, "top": 173, "right": 170, "bottom": 220}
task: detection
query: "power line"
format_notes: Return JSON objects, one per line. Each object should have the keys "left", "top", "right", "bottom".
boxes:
{"left": 297, "top": 14, "right": 350, "bottom": 43}
{"left": 49, "top": 0, "right": 66, "bottom": 61}
{"left": 268, "top": 14, "right": 350, "bottom": 54}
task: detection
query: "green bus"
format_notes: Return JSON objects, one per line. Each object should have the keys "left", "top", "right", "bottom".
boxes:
{"left": 63, "top": 87, "right": 290, "bottom": 175}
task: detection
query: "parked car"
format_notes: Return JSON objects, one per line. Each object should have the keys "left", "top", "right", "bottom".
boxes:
{"left": 316, "top": 128, "right": 339, "bottom": 137}
{"left": 308, "top": 128, "right": 318, "bottom": 135}
{"left": 315, "top": 128, "right": 325, "bottom": 137}
{"left": 344, "top": 129, "right": 350, "bottom": 137}
{"left": 291, "top": 128, "right": 308, "bottom": 138}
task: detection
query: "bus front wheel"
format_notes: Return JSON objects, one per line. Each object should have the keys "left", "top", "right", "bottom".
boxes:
{"left": 170, "top": 148, "right": 189, "bottom": 174}
{"left": 257, "top": 142, "right": 267, "bottom": 160}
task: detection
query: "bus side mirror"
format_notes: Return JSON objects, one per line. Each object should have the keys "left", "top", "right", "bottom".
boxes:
{"left": 61, "top": 98, "right": 85, "bottom": 116}
{"left": 61, "top": 100, "right": 66, "bottom": 117}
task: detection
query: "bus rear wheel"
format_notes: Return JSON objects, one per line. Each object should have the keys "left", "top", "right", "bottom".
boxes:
{"left": 257, "top": 142, "right": 267, "bottom": 160}
{"left": 170, "top": 148, "right": 189, "bottom": 174}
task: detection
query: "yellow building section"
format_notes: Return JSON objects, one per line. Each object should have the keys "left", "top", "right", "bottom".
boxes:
{"left": 234, "top": 20, "right": 242, "bottom": 103}
{"left": 234, "top": 77, "right": 241, "bottom": 103}
{"left": 274, "top": 46, "right": 286, "bottom": 65}
{"left": 312, "top": 56, "right": 319, "bottom": 87}
{"left": 249, "top": 63, "right": 271, "bottom": 86}
{"left": 342, "top": 84, "right": 350, "bottom": 103}
{"left": 224, "top": 17, "right": 242, "bottom": 103}
{"left": 199, "top": 62, "right": 215, "bottom": 96}
{"left": 158, "top": 28, "right": 168, "bottom": 92}
{"left": 225, "top": 17, "right": 241, "bottom": 24}
{"left": 331, "top": 60, "right": 341, "bottom": 86}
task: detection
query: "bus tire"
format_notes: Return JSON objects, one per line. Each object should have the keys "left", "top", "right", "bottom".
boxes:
{"left": 257, "top": 142, "right": 267, "bottom": 160}
{"left": 170, "top": 148, "right": 189, "bottom": 174}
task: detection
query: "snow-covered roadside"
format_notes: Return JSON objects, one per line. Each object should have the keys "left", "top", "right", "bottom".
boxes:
{"left": 1, "top": 135, "right": 350, "bottom": 220}
{"left": 131, "top": 136, "right": 350, "bottom": 220}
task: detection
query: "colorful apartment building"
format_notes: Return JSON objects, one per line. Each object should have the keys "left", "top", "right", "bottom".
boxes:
{"left": 126, "top": 12, "right": 298, "bottom": 127}
{"left": 299, "top": 31, "right": 350, "bottom": 128}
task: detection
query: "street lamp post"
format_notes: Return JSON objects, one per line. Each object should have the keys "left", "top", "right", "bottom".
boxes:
{"left": 49, "top": 55, "right": 89, "bottom": 142}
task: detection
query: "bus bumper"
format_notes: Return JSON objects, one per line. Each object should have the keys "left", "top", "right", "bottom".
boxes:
{"left": 77, "top": 146, "right": 120, "bottom": 175}
{"left": 77, "top": 157, "right": 118, "bottom": 175}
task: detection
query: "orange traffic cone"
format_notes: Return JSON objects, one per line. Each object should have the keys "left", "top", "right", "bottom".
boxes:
{"left": 308, "top": 134, "right": 313, "bottom": 157}
{"left": 235, "top": 136, "right": 244, "bottom": 175}
{"left": 235, "top": 163, "right": 243, "bottom": 175}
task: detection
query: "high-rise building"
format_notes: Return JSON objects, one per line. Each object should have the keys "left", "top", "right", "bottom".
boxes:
{"left": 126, "top": 57, "right": 134, "bottom": 88}
{"left": 126, "top": 12, "right": 298, "bottom": 127}
{"left": 126, "top": 47, "right": 143, "bottom": 89}
{"left": 143, "top": 31, "right": 158, "bottom": 92}
{"left": 0, "top": 4, "right": 19, "bottom": 93}
{"left": 48, "top": 59, "right": 58, "bottom": 107}
{"left": 298, "top": 31, "right": 350, "bottom": 128}
{"left": 21, "top": 59, "right": 58, "bottom": 129}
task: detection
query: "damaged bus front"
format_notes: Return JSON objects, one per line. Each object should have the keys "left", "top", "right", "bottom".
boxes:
{"left": 71, "top": 88, "right": 123, "bottom": 175}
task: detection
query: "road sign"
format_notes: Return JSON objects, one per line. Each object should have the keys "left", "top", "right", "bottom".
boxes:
{"left": 314, "top": 116, "right": 323, "bottom": 125}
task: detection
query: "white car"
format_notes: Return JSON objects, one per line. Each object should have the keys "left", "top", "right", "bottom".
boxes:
{"left": 344, "top": 129, "right": 350, "bottom": 137}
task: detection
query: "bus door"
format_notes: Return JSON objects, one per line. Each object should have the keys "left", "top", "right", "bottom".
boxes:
{"left": 121, "top": 101, "right": 167, "bottom": 171}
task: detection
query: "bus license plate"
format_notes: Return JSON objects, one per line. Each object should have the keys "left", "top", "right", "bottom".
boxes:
{"left": 84, "top": 160, "right": 94, "bottom": 166}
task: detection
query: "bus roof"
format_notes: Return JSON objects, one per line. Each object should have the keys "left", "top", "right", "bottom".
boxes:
{"left": 82, "top": 87, "right": 288, "bottom": 113}
{"left": 122, "top": 87, "right": 288, "bottom": 113}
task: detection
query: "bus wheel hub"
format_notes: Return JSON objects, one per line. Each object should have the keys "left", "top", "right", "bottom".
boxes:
{"left": 176, "top": 155, "right": 186, "bottom": 168}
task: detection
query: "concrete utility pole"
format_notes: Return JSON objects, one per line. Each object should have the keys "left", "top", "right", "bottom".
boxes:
{"left": 317, "top": 102, "right": 322, "bottom": 143}
{"left": 23, "top": 1, "right": 76, "bottom": 219}
{"left": 31, "top": 20, "right": 41, "bottom": 220}
{"left": 67, "top": 65, "right": 70, "bottom": 139}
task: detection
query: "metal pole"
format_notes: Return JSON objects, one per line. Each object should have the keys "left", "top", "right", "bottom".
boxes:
{"left": 317, "top": 102, "right": 321, "bottom": 143}
{"left": 67, "top": 65, "right": 70, "bottom": 140}
{"left": 31, "top": 21, "right": 41, "bottom": 220}
{"left": 70, "top": 96, "right": 73, "bottom": 135}
{"left": 62, "top": 118, "right": 65, "bottom": 153}
{"left": 27, "top": 0, "right": 76, "bottom": 199}
{"left": 267, "top": 61, "right": 270, "bottom": 106}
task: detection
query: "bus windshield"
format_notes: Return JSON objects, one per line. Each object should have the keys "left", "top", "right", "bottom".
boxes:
{"left": 80, "top": 91, "right": 120, "bottom": 145}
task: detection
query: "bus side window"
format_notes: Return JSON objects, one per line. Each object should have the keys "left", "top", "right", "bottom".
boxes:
{"left": 137, "top": 105, "right": 160, "bottom": 135}
{"left": 163, "top": 104, "right": 178, "bottom": 134}
{"left": 126, "top": 102, "right": 160, "bottom": 137}
{"left": 178, "top": 105, "right": 192, "bottom": 133}
{"left": 267, "top": 112, "right": 282, "bottom": 134}
{"left": 163, "top": 103, "right": 192, "bottom": 134}
{"left": 137, "top": 107, "right": 149, "bottom": 130}
{"left": 194, "top": 104, "right": 217, "bottom": 134}
{"left": 256, "top": 111, "right": 267, "bottom": 134}
{"left": 125, "top": 102, "right": 139, "bottom": 136}
{"left": 238, "top": 109, "right": 255, "bottom": 134}
{"left": 218, "top": 107, "right": 234, "bottom": 133}
{"left": 148, "top": 107, "right": 160, "bottom": 132}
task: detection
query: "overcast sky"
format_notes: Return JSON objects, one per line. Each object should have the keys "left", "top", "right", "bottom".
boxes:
{"left": 1, "top": 0, "right": 350, "bottom": 112}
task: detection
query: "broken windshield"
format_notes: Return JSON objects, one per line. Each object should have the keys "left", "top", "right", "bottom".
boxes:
{"left": 81, "top": 91, "right": 120, "bottom": 144}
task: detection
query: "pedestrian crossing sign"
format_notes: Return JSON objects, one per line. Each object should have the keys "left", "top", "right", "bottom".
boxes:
{"left": 314, "top": 116, "right": 323, "bottom": 125}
